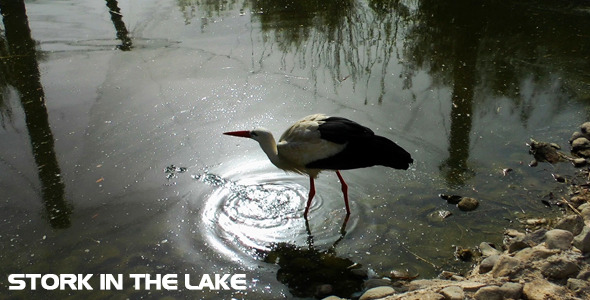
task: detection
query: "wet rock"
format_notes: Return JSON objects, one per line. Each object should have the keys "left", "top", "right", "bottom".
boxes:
{"left": 581, "top": 122, "right": 590, "bottom": 134}
{"left": 439, "top": 194, "right": 462, "bottom": 204}
{"left": 528, "top": 139, "right": 563, "bottom": 164}
{"left": 322, "top": 296, "right": 344, "bottom": 300}
{"left": 545, "top": 229, "right": 574, "bottom": 250}
{"left": 454, "top": 246, "right": 473, "bottom": 261}
{"left": 573, "top": 226, "right": 590, "bottom": 253}
{"left": 473, "top": 285, "right": 503, "bottom": 300}
{"left": 491, "top": 255, "right": 522, "bottom": 278}
{"left": 523, "top": 278, "right": 570, "bottom": 300}
{"left": 363, "top": 278, "right": 392, "bottom": 290}
{"left": 440, "top": 285, "right": 463, "bottom": 300}
{"left": 572, "top": 157, "right": 587, "bottom": 167}
{"left": 457, "top": 197, "right": 479, "bottom": 211}
{"left": 315, "top": 284, "right": 333, "bottom": 298}
{"left": 478, "top": 254, "right": 499, "bottom": 274}
{"left": 571, "top": 137, "right": 590, "bottom": 152}
{"left": 359, "top": 286, "right": 395, "bottom": 300}
{"left": 478, "top": 242, "right": 501, "bottom": 257}
{"left": 570, "top": 131, "right": 585, "bottom": 144}
{"left": 428, "top": 210, "right": 453, "bottom": 222}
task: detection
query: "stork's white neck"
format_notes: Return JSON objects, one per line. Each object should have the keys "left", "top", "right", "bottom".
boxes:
{"left": 253, "top": 130, "right": 283, "bottom": 168}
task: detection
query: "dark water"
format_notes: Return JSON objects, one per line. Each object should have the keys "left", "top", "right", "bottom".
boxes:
{"left": 1, "top": 0, "right": 589, "bottom": 298}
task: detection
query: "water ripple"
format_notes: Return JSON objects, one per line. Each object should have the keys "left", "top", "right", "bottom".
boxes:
{"left": 192, "top": 164, "right": 357, "bottom": 262}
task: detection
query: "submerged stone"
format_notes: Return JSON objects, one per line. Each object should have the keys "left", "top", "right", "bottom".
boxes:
{"left": 457, "top": 197, "right": 479, "bottom": 211}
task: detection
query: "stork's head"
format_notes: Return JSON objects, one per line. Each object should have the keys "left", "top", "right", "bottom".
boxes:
{"left": 223, "top": 128, "right": 274, "bottom": 144}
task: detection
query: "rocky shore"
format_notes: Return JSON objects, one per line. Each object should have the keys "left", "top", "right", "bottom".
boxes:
{"left": 322, "top": 123, "right": 590, "bottom": 300}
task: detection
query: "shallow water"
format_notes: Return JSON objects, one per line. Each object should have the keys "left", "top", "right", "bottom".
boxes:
{"left": 1, "top": 0, "right": 589, "bottom": 298}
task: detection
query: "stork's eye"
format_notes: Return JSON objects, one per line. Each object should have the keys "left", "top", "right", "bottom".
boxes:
{"left": 251, "top": 132, "right": 258, "bottom": 137}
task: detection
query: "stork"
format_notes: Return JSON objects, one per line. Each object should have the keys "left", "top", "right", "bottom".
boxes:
{"left": 224, "top": 114, "right": 413, "bottom": 219}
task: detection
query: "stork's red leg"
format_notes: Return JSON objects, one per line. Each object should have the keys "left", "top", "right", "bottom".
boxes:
{"left": 336, "top": 170, "right": 350, "bottom": 215}
{"left": 304, "top": 176, "right": 315, "bottom": 218}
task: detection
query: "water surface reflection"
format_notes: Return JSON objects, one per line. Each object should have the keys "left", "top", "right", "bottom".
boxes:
{"left": 1, "top": 0, "right": 589, "bottom": 299}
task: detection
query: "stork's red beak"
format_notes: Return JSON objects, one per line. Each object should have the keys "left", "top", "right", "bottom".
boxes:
{"left": 223, "top": 130, "right": 251, "bottom": 138}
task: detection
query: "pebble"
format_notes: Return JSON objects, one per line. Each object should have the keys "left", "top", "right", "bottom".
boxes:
{"left": 544, "top": 229, "right": 573, "bottom": 250}
{"left": 359, "top": 286, "right": 395, "bottom": 300}
{"left": 457, "top": 197, "right": 479, "bottom": 211}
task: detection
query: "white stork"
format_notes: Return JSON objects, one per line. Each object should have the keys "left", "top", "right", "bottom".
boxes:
{"left": 224, "top": 114, "right": 413, "bottom": 219}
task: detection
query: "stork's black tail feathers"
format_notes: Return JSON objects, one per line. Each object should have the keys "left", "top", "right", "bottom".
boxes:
{"left": 306, "top": 134, "right": 413, "bottom": 171}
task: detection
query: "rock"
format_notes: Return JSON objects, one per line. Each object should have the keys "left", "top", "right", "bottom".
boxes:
{"left": 474, "top": 285, "right": 503, "bottom": 300}
{"left": 439, "top": 194, "right": 462, "bottom": 204}
{"left": 359, "top": 286, "right": 395, "bottom": 300}
{"left": 514, "top": 245, "right": 558, "bottom": 263}
{"left": 506, "top": 237, "right": 531, "bottom": 253}
{"left": 363, "top": 278, "right": 392, "bottom": 290}
{"left": 523, "top": 278, "right": 570, "bottom": 300}
{"left": 454, "top": 246, "right": 473, "bottom": 261}
{"left": 572, "top": 137, "right": 590, "bottom": 151}
{"left": 491, "top": 255, "right": 522, "bottom": 278}
{"left": 573, "top": 226, "right": 590, "bottom": 253}
{"left": 322, "top": 296, "right": 344, "bottom": 300}
{"left": 399, "top": 291, "right": 445, "bottom": 300}
{"left": 315, "top": 284, "right": 333, "bottom": 298}
{"left": 500, "top": 282, "right": 523, "bottom": 299}
{"left": 478, "top": 255, "right": 499, "bottom": 274}
{"left": 555, "top": 215, "right": 585, "bottom": 236}
{"left": 440, "top": 285, "right": 463, "bottom": 300}
{"left": 527, "top": 228, "right": 548, "bottom": 245}
{"left": 572, "top": 157, "right": 587, "bottom": 167}
{"left": 570, "top": 195, "right": 587, "bottom": 208}
{"left": 580, "top": 205, "right": 590, "bottom": 223}
{"left": 479, "top": 242, "right": 501, "bottom": 257}
{"left": 581, "top": 122, "right": 590, "bottom": 134}
{"left": 539, "top": 256, "right": 579, "bottom": 280}
{"left": 545, "top": 229, "right": 574, "bottom": 250}
{"left": 457, "top": 197, "right": 479, "bottom": 211}
{"left": 577, "top": 268, "right": 590, "bottom": 280}
{"left": 570, "top": 131, "right": 585, "bottom": 144}
{"left": 568, "top": 278, "right": 590, "bottom": 298}
{"left": 528, "top": 139, "right": 563, "bottom": 164}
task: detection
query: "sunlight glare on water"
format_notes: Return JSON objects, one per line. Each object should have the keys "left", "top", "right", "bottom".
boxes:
{"left": 191, "top": 160, "right": 359, "bottom": 265}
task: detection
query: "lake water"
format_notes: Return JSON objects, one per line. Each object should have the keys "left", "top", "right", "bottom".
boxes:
{"left": 1, "top": 0, "right": 589, "bottom": 298}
